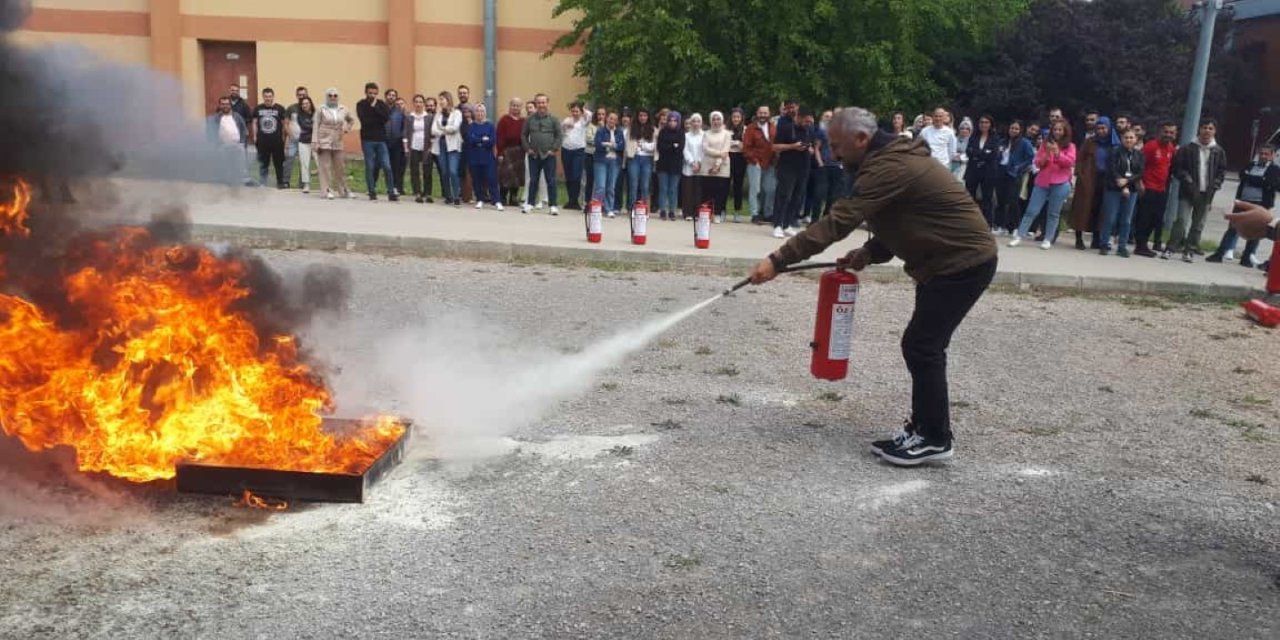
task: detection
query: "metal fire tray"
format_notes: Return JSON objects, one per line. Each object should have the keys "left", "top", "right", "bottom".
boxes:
{"left": 175, "top": 418, "right": 410, "bottom": 504}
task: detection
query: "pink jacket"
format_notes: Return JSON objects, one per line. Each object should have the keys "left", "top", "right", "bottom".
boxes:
{"left": 1034, "top": 142, "right": 1076, "bottom": 189}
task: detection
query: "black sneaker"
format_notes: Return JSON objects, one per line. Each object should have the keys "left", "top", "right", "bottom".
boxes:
{"left": 1182, "top": 251, "right": 1195, "bottom": 263}
{"left": 368, "top": 193, "right": 378, "bottom": 201}
{"left": 1206, "top": 254, "right": 1223, "bottom": 263}
{"left": 870, "top": 420, "right": 916, "bottom": 456}
{"left": 425, "top": 196, "right": 434, "bottom": 203}
{"left": 389, "top": 193, "right": 400, "bottom": 202}
{"left": 878, "top": 434, "right": 954, "bottom": 466}
{"left": 1260, "top": 261, "right": 1271, "bottom": 272}
{"left": 415, "top": 196, "right": 424, "bottom": 203}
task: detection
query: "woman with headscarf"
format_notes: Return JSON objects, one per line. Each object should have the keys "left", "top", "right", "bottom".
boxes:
{"left": 313, "top": 87, "right": 355, "bottom": 200}
{"left": 702, "top": 111, "right": 733, "bottom": 223}
{"left": 681, "top": 113, "right": 706, "bottom": 221}
{"left": 464, "top": 103, "right": 502, "bottom": 210}
{"left": 1069, "top": 116, "right": 1118, "bottom": 249}
{"left": 728, "top": 108, "right": 747, "bottom": 220}
{"left": 655, "top": 111, "right": 684, "bottom": 221}
{"left": 952, "top": 117, "right": 972, "bottom": 181}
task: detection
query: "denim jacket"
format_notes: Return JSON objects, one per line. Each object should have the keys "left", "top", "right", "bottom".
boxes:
{"left": 593, "top": 126, "right": 625, "bottom": 161}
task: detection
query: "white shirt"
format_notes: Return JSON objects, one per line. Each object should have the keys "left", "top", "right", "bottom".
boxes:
{"left": 562, "top": 116, "right": 587, "bottom": 150}
{"left": 1197, "top": 143, "right": 1212, "bottom": 193}
{"left": 920, "top": 125, "right": 957, "bottom": 168}
{"left": 409, "top": 112, "right": 428, "bottom": 151}
{"left": 218, "top": 114, "right": 240, "bottom": 146}
{"left": 431, "top": 109, "right": 462, "bottom": 152}
{"left": 683, "top": 130, "right": 705, "bottom": 176}
{"left": 637, "top": 135, "right": 656, "bottom": 156}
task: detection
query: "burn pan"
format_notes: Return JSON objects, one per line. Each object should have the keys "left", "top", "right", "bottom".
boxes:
{"left": 175, "top": 418, "right": 410, "bottom": 504}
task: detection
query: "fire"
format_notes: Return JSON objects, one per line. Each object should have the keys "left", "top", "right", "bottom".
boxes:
{"left": 234, "top": 489, "right": 288, "bottom": 511}
{"left": 0, "top": 179, "right": 405, "bottom": 482}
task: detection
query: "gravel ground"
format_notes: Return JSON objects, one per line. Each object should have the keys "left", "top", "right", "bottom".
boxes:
{"left": 1, "top": 251, "right": 1278, "bottom": 640}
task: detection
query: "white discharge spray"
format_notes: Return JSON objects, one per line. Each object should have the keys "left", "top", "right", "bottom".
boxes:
{"left": 358, "top": 294, "right": 723, "bottom": 462}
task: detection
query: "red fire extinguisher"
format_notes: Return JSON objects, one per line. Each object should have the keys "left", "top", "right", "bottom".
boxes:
{"left": 585, "top": 199, "right": 603, "bottom": 243}
{"left": 810, "top": 268, "right": 860, "bottom": 381}
{"left": 631, "top": 200, "right": 648, "bottom": 245}
{"left": 1267, "top": 240, "right": 1280, "bottom": 295}
{"left": 694, "top": 202, "right": 712, "bottom": 249}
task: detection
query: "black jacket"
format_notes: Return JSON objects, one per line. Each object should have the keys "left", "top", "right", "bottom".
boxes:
{"left": 356, "top": 98, "right": 391, "bottom": 142}
{"left": 1171, "top": 141, "right": 1226, "bottom": 197}
{"left": 1104, "top": 146, "right": 1146, "bottom": 192}
{"left": 1235, "top": 161, "right": 1280, "bottom": 209}
{"left": 656, "top": 128, "right": 685, "bottom": 174}
{"left": 964, "top": 133, "right": 1001, "bottom": 181}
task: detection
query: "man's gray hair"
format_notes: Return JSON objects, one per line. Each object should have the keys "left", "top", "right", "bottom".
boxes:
{"left": 831, "top": 107, "right": 879, "bottom": 136}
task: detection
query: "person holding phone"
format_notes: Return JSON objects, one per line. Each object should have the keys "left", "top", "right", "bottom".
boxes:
{"left": 771, "top": 100, "right": 813, "bottom": 238}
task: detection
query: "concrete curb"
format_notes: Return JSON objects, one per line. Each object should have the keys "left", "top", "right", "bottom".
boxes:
{"left": 191, "top": 223, "right": 1266, "bottom": 300}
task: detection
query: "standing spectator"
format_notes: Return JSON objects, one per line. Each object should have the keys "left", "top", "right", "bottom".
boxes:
{"left": 891, "top": 111, "right": 913, "bottom": 138}
{"left": 1047, "top": 106, "right": 1064, "bottom": 126}
{"left": 627, "top": 108, "right": 657, "bottom": 214}
{"left": 457, "top": 85, "right": 474, "bottom": 204}
{"left": 385, "top": 89, "right": 407, "bottom": 200}
{"left": 1070, "top": 117, "right": 1116, "bottom": 250}
{"left": 726, "top": 108, "right": 747, "bottom": 221}
{"left": 702, "top": 111, "right": 733, "bottom": 224}
{"left": 1133, "top": 122, "right": 1178, "bottom": 256}
{"left": 805, "top": 109, "right": 844, "bottom": 224}
{"left": 996, "top": 120, "right": 1035, "bottom": 235}
{"left": 497, "top": 97, "right": 526, "bottom": 207}
{"left": 292, "top": 96, "right": 316, "bottom": 194}
{"left": 465, "top": 103, "right": 502, "bottom": 210}
{"left": 920, "top": 106, "right": 957, "bottom": 169}
{"left": 1097, "top": 129, "right": 1145, "bottom": 257}
{"left": 560, "top": 103, "right": 588, "bottom": 210}
{"left": 952, "top": 117, "right": 972, "bottom": 181}
{"left": 743, "top": 105, "right": 777, "bottom": 226}
{"left": 1010, "top": 121, "right": 1076, "bottom": 248}
{"left": 227, "top": 83, "right": 253, "bottom": 167}
{"left": 1076, "top": 109, "right": 1099, "bottom": 147}
{"left": 283, "top": 86, "right": 308, "bottom": 188}
{"left": 207, "top": 96, "right": 248, "bottom": 182}
{"left": 521, "top": 93, "right": 562, "bottom": 215}
{"left": 403, "top": 94, "right": 433, "bottom": 203}
{"left": 964, "top": 115, "right": 1001, "bottom": 231}
{"left": 681, "top": 113, "right": 706, "bottom": 221}
{"left": 356, "top": 82, "right": 396, "bottom": 201}
{"left": 1114, "top": 114, "right": 1131, "bottom": 135}
{"left": 771, "top": 103, "right": 814, "bottom": 238}
{"left": 583, "top": 107, "right": 603, "bottom": 210}
{"left": 251, "top": 87, "right": 289, "bottom": 189}
{"left": 615, "top": 109, "right": 631, "bottom": 213}
{"left": 591, "top": 111, "right": 625, "bottom": 216}
{"left": 655, "top": 111, "right": 685, "bottom": 221}
{"left": 314, "top": 87, "right": 354, "bottom": 200}
{"left": 1166, "top": 118, "right": 1226, "bottom": 262}
{"left": 432, "top": 90, "right": 463, "bottom": 206}
{"left": 1207, "top": 145, "right": 1280, "bottom": 266}
{"left": 522, "top": 100, "right": 546, "bottom": 208}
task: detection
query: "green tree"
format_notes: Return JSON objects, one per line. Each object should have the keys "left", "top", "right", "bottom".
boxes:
{"left": 548, "top": 0, "right": 1030, "bottom": 115}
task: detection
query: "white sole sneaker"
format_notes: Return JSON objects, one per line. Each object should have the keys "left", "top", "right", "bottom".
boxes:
{"left": 1008, "top": 237, "right": 1021, "bottom": 247}
{"left": 1040, "top": 241, "right": 1052, "bottom": 250}
{"left": 772, "top": 228, "right": 785, "bottom": 238}
{"left": 495, "top": 203, "right": 504, "bottom": 211}
{"left": 475, "top": 202, "right": 484, "bottom": 209}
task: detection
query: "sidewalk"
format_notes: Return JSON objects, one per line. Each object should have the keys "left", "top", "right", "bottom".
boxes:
{"left": 172, "top": 184, "right": 1272, "bottom": 298}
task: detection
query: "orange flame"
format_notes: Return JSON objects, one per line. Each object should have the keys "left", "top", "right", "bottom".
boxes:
{"left": 0, "top": 178, "right": 31, "bottom": 238}
{"left": 0, "top": 179, "right": 405, "bottom": 482}
{"left": 234, "top": 489, "right": 288, "bottom": 511}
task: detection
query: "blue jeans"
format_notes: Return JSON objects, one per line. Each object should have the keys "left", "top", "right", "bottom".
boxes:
{"left": 436, "top": 148, "right": 460, "bottom": 201}
{"left": 746, "top": 163, "right": 776, "bottom": 220}
{"left": 657, "top": 171, "right": 681, "bottom": 213}
{"left": 526, "top": 153, "right": 558, "bottom": 206}
{"left": 561, "top": 148, "right": 586, "bottom": 205}
{"left": 283, "top": 138, "right": 298, "bottom": 187}
{"left": 470, "top": 158, "right": 500, "bottom": 204}
{"left": 1017, "top": 182, "right": 1071, "bottom": 243}
{"left": 628, "top": 155, "right": 654, "bottom": 209}
{"left": 1099, "top": 188, "right": 1138, "bottom": 250}
{"left": 361, "top": 140, "right": 392, "bottom": 195}
{"left": 592, "top": 157, "right": 621, "bottom": 212}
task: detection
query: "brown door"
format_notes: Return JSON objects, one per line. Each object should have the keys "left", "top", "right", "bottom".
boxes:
{"left": 201, "top": 41, "right": 257, "bottom": 116}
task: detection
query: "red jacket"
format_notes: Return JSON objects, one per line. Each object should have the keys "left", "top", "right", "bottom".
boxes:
{"left": 496, "top": 115, "right": 525, "bottom": 156}
{"left": 743, "top": 121, "right": 776, "bottom": 168}
{"left": 1141, "top": 139, "right": 1176, "bottom": 193}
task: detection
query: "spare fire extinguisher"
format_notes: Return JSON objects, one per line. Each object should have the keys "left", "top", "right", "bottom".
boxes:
{"left": 694, "top": 202, "right": 712, "bottom": 249}
{"left": 585, "top": 199, "right": 603, "bottom": 243}
{"left": 631, "top": 200, "right": 648, "bottom": 245}
{"left": 1267, "top": 240, "right": 1280, "bottom": 296}
{"left": 810, "top": 268, "right": 860, "bottom": 381}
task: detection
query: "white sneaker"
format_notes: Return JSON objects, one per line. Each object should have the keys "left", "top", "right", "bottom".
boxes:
{"left": 1008, "top": 236, "right": 1021, "bottom": 247}
{"left": 302, "top": 186, "right": 310, "bottom": 194}
{"left": 606, "top": 211, "right": 616, "bottom": 219}
{"left": 521, "top": 203, "right": 531, "bottom": 214}
{"left": 535, "top": 201, "right": 544, "bottom": 210}
{"left": 475, "top": 201, "right": 484, "bottom": 209}
{"left": 326, "top": 191, "right": 335, "bottom": 201}
{"left": 785, "top": 227, "right": 799, "bottom": 237}
{"left": 772, "top": 227, "right": 786, "bottom": 238}
{"left": 495, "top": 202, "right": 504, "bottom": 212}
{"left": 1223, "top": 249, "right": 1235, "bottom": 262}
{"left": 714, "top": 215, "right": 723, "bottom": 224}
{"left": 1039, "top": 241, "right": 1052, "bottom": 250}
{"left": 549, "top": 206, "right": 559, "bottom": 216}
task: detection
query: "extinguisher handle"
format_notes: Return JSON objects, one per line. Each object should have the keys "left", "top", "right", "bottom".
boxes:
{"left": 722, "top": 262, "right": 841, "bottom": 296}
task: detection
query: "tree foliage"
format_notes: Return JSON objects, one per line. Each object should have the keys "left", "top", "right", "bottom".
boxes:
{"left": 942, "top": 0, "right": 1256, "bottom": 126}
{"left": 547, "top": 0, "right": 1030, "bottom": 115}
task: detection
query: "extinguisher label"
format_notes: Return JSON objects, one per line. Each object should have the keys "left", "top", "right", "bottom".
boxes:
{"left": 587, "top": 211, "right": 602, "bottom": 233}
{"left": 633, "top": 213, "right": 647, "bottom": 235}
{"left": 695, "top": 215, "right": 710, "bottom": 239}
{"left": 828, "top": 303, "right": 855, "bottom": 360}
{"left": 837, "top": 283, "right": 859, "bottom": 303}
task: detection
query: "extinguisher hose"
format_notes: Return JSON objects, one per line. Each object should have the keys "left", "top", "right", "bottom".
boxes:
{"left": 722, "top": 262, "right": 841, "bottom": 297}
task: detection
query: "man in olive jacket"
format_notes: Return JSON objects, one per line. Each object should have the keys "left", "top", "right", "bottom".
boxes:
{"left": 749, "top": 107, "right": 998, "bottom": 466}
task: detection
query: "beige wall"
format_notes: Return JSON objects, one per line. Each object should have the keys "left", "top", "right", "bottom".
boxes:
{"left": 497, "top": 50, "right": 584, "bottom": 111}
{"left": 179, "top": 38, "right": 204, "bottom": 118}
{"left": 414, "top": 0, "right": 481, "bottom": 24}
{"left": 10, "top": 31, "right": 150, "bottom": 65}
{"left": 181, "top": 0, "right": 387, "bottom": 21}
{"left": 414, "top": 45, "right": 482, "bottom": 99}
{"left": 32, "top": 0, "right": 147, "bottom": 11}
{"left": 256, "top": 42, "right": 390, "bottom": 117}
{"left": 498, "top": 0, "right": 576, "bottom": 29}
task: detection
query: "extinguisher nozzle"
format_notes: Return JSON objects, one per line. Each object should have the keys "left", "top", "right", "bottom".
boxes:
{"left": 723, "top": 277, "right": 752, "bottom": 297}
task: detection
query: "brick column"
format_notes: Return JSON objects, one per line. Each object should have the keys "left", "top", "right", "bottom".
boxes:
{"left": 148, "top": 0, "right": 181, "bottom": 77}
{"left": 387, "top": 0, "right": 416, "bottom": 93}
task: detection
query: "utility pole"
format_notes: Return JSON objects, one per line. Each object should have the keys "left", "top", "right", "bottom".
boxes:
{"left": 484, "top": 0, "right": 497, "bottom": 117}
{"left": 1163, "top": 0, "right": 1222, "bottom": 225}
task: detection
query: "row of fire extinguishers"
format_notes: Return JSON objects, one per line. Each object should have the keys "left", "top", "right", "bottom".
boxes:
{"left": 584, "top": 199, "right": 711, "bottom": 249}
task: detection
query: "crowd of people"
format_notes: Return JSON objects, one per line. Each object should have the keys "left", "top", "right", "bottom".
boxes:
{"left": 207, "top": 84, "right": 1279, "bottom": 272}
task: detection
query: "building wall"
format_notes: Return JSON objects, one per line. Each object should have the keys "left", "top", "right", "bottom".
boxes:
{"left": 19, "top": 0, "right": 587, "bottom": 130}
